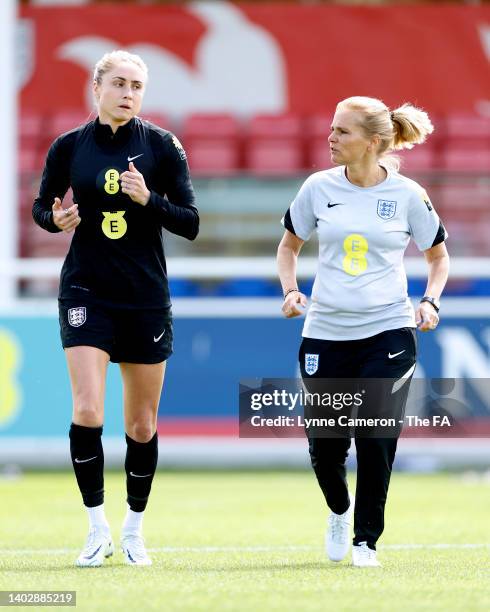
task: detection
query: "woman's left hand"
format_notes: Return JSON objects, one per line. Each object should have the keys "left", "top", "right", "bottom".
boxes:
{"left": 120, "top": 162, "right": 151, "bottom": 206}
{"left": 415, "top": 302, "right": 439, "bottom": 332}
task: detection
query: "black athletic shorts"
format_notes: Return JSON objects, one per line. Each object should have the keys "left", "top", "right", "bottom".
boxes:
{"left": 59, "top": 299, "right": 173, "bottom": 364}
{"left": 299, "top": 327, "right": 417, "bottom": 438}
{"left": 299, "top": 327, "right": 417, "bottom": 379}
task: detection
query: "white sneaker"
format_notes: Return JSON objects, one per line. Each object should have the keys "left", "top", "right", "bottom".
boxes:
{"left": 76, "top": 525, "right": 114, "bottom": 567}
{"left": 121, "top": 532, "right": 152, "bottom": 566}
{"left": 325, "top": 492, "right": 354, "bottom": 562}
{"left": 352, "top": 541, "right": 381, "bottom": 567}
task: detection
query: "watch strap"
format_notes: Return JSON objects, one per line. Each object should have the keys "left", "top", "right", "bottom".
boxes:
{"left": 420, "top": 296, "right": 440, "bottom": 313}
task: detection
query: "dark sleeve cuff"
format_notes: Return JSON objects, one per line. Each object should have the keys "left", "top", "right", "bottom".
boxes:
{"left": 431, "top": 221, "right": 447, "bottom": 247}
{"left": 283, "top": 209, "right": 296, "bottom": 235}
{"left": 32, "top": 209, "right": 61, "bottom": 233}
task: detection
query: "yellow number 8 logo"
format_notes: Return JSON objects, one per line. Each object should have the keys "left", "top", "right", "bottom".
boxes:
{"left": 104, "top": 169, "right": 120, "bottom": 195}
{"left": 343, "top": 233, "right": 368, "bottom": 276}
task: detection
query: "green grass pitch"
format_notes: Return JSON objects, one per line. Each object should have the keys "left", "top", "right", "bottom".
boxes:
{"left": 0, "top": 471, "right": 489, "bottom": 611}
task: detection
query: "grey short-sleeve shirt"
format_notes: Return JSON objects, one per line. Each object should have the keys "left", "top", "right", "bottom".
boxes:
{"left": 282, "top": 166, "right": 447, "bottom": 340}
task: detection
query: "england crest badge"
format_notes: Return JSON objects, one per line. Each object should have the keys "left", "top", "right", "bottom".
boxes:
{"left": 68, "top": 307, "right": 86, "bottom": 327}
{"left": 305, "top": 353, "right": 319, "bottom": 375}
{"left": 377, "top": 199, "right": 397, "bottom": 220}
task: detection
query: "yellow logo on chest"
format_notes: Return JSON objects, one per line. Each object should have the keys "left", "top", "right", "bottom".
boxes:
{"left": 103, "top": 169, "right": 120, "bottom": 194}
{"left": 102, "top": 211, "right": 127, "bottom": 239}
{"left": 343, "top": 233, "right": 368, "bottom": 276}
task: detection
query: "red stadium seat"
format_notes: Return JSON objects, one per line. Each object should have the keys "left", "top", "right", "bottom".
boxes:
{"left": 441, "top": 148, "right": 490, "bottom": 172}
{"left": 39, "top": 109, "right": 89, "bottom": 154}
{"left": 246, "top": 114, "right": 304, "bottom": 176}
{"left": 437, "top": 183, "right": 489, "bottom": 209}
{"left": 440, "top": 114, "right": 490, "bottom": 172}
{"left": 183, "top": 114, "right": 240, "bottom": 138}
{"left": 50, "top": 109, "right": 90, "bottom": 135}
{"left": 306, "top": 114, "right": 333, "bottom": 139}
{"left": 434, "top": 182, "right": 490, "bottom": 255}
{"left": 182, "top": 114, "right": 241, "bottom": 176}
{"left": 23, "top": 223, "right": 73, "bottom": 258}
{"left": 185, "top": 141, "right": 240, "bottom": 176}
{"left": 397, "top": 146, "right": 435, "bottom": 173}
{"left": 445, "top": 114, "right": 490, "bottom": 140}
{"left": 305, "top": 114, "right": 333, "bottom": 171}
{"left": 19, "top": 111, "right": 43, "bottom": 148}
{"left": 18, "top": 148, "right": 40, "bottom": 174}
{"left": 249, "top": 113, "right": 302, "bottom": 139}
{"left": 246, "top": 140, "right": 304, "bottom": 176}
{"left": 308, "top": 140, "right": 333, "bottom": 172}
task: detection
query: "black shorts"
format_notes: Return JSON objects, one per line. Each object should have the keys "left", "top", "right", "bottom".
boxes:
{"left": 299, "top": 327, "right": 417, "bottom": 379}
{"left": 299, "top": 327, "right": 417, "bottom": 438}
{"left": 59, "top": 299, "right": 173, "bottom": 364}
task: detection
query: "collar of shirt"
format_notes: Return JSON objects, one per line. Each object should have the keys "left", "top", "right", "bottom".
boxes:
{"left": 93, "top": 117, "right": 136, "bottom": 149}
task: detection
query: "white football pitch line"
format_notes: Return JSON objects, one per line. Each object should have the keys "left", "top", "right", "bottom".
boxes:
{"left": 0, "top": 543, "right": 489, "bottom": 555}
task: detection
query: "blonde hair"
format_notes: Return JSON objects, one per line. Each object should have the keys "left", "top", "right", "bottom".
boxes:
{"left": 337, "top": 96, "right": 434, "bottom": 171}
{"left": 93, "top": 50, "right": 148, "bottom": 85}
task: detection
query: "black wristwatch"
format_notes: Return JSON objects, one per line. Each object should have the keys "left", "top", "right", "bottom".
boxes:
{"left": 420, "top": 296, "right": 440, "bottom": 313}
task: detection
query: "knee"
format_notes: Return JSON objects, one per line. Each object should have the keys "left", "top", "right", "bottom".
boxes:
{"left": 126, "top": 420, "right": 155, "bottom": 443}
{"left": 73, "top": 396, "right": 103, "bottom": 427}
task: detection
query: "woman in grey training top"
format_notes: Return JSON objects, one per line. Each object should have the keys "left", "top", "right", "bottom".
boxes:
{"left": 277, "top": 96, "right": 449, "bottom": 567}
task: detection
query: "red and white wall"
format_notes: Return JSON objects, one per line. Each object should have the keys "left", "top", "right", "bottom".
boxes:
{"left": 19, "top": 3, "right": 490, "bottom": 118}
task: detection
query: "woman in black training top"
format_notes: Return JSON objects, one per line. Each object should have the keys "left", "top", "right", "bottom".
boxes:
{"left": 33, "top": 50, "right": 198, "bottom": 567}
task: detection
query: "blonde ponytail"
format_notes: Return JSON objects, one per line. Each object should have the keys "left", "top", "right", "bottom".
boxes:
{"left": 391, "top": 103, "right": 434, "bottom": 150}
{"left": 337, "top": 96, "right": 434, "bottom": 171}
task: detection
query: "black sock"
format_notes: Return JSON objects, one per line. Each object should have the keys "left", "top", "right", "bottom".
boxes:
{"left": 69, "top": 423, "right": 104, "bottom": 507}
{"left": 125, "top": 432, "right": 158, "bottom": 512}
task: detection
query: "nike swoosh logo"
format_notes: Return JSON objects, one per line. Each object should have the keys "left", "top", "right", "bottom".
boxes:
{"left": 327, "top": 202, "right": 345, "bottom": 208}
{"left": 153, "top": 330, "right": 166, "bottom": 342}
{"left": 74, "top": 456, "right": 97, "bottom": 463}
{"left": 127, "top": 154, "right": 144, "bottom": 162}
{"left": 388, "top": 350, "right": 406, "bottom": 359}
{"left": 129, "top": 472, "right": 153, "bottom": 478}
{"left": 85, "top": 544, "right": 102, "bottom": 560}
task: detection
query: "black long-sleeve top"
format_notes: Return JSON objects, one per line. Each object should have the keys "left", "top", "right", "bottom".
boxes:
{"left": 32, "top": 117, "right": 199, "bottom": 309}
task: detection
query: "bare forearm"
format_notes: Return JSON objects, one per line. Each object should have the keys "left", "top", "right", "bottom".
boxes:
{"left": 424, "top": 255, "right": 449, "bottom": 298}
{"left": 277, "top": 245, "right": 299, "bottom": 294}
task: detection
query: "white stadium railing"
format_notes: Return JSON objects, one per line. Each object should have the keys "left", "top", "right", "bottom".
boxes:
{"left": 1, "top": 256, "right": 490, "bottom": 316}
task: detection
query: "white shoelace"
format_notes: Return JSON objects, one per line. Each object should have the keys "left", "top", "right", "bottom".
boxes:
{"left": 329, "top": 514, "right": 349, "bottom": 543}
{"left": 85, "top": 528, "right": 98, "bottom": 549}
{"left": 87, "top": 526, "right": 108, "bottom": 547}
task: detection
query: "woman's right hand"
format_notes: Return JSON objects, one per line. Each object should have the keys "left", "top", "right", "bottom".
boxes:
{"left": 52, "top": 197, "right": 81, "bottom": 232}
{"left": 282, "top": 290, "right": 308, "bottom": 318}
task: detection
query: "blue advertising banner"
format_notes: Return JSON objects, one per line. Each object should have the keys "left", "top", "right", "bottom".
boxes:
{"left": 0, "top": 305, "right": 489, "bottom": 438}
{"left": 0, "top": 318, "right": 123, "bottom": 436}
